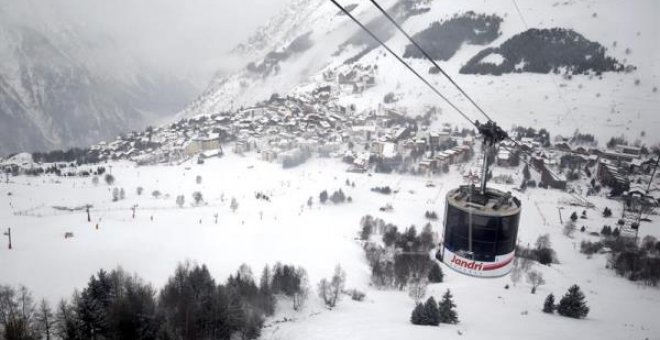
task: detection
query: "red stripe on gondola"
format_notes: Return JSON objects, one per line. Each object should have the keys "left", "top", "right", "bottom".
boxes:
{"left": 483, "top": 256, "right": 515, "bottom": 271}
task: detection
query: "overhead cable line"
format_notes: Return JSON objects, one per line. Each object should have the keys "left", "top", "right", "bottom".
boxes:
{"left": 367, "top": 0, "right": 494, "bottom": 123}
{"left": 329, "top": 0, "right": 478, "bottom": 128}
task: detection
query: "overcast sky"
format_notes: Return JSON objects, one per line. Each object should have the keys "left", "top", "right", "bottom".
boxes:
{"left": 0, "top": 0, "right": 288, "bottom": 87}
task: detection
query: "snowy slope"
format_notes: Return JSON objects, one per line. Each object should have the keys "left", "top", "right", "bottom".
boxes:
{"left": 1, "top": 155, "right": 659, "bottom": 340}
{"left": 185, "top": 0, "right": 660, "bottom": 146}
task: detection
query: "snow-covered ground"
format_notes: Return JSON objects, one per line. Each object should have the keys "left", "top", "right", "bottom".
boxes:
{"left": 1, "top": 153, "right": 659, "bottom": 340}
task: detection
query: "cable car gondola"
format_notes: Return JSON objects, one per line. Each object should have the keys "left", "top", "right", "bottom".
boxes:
{"left": 439, "top": 185, "right": 521, "bottom": 277}
{"left": 437, "top": 122, "right": 521, "bottom": 278}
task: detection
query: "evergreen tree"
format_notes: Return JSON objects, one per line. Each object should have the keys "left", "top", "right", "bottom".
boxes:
{"left": 410, "top": 303, "right": 426, "bottom": 325}
{"left": 600, "top": 225, "right": 612, "bottom": 236}
{"left": 438, "top": 289, "right": 458, "bottom": 324}
{"left": 419, "top": 224, "right": 435, "bottom": 251}
{"left": 55, "top": 300, "right": 80, "bottom": 340}
{"left": 603, "top": 207, "right": 612, "bottom": 218}
{"left": 382, "top": 227, "right": 398, "bottom": 247}
{"left": 428, "top": 262, "right": 444, "bottom": 283}
{"left": 543, "top": 293, "right": 555, "bottom": 313}
{"left": 104, "top": 174, "right": 115, "bottom": 186}
{"left": 258, "top": 266, "right": 275, "bottom": 316}
{"left": 570, "top": 211, "right": 578, "bottom": 222}
{"left": 319, "top": 190, "right": 328, "bottom": 204}
{"left": 424, "top": 296, "right": 441, "bottom": 326}
{"left": 557, "top": 285, "right": 589, "bottom": 319}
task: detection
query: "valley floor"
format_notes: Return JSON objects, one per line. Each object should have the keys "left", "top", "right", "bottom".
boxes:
{"left": 1, "top": 154, "right": 658, "bottom": 339}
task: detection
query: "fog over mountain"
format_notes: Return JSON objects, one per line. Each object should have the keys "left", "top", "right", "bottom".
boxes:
{"left": 0, "top": 0, "right": 285, "bottom": 155}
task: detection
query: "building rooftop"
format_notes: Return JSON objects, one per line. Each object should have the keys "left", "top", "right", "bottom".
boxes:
{"left": 446, "top": 185, "right": 521, "bottom": 217}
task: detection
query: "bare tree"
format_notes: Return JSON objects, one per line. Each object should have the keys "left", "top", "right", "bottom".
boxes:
{"left": 176, "top": 195, "right": 185, "bottom": 208}
{"left": 0, "top": 285, "right": 35, "bottom": 339}
{"left": 526, "top": 270, "right": 546, "bottom": 294}
{"left": 407, "top": 278, "right": 428, "bottom": 303}
{"left": 563, "top": 222, "right": 577, "bottom": 238}
{"left": 192, "top": 191, "right": 204, "bottom": 205}
{"left": 318, "top": 279, "right": 332, "bottom": 307}
{"left": 318, "top": 264, "right": 346, "bottom": 308}
{"left": 34, "top": 299, "right": 54, "bottom": 340}
{"left": 293, "top": 267, "right": 309, "bottom": 311}
{"left": 535, "top": 234, "right": 551, "bottom": 249}
{"left": 510, "top": 258, "right": 522, "bottom": 286}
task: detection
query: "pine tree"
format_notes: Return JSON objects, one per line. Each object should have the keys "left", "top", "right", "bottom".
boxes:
{"left": 543, "top": 293, "right": 555, "bottom": 313}
{"left": 258, "top": 266, "right": 275, "bottom": 316}
{"left": 438, "top": 289, "right": 458, "bottom": 324}
{"left": 557, "top": 285, "right": 589, "bottom": 319}
{"left": 570, "top": 211, "right": 578, "bottom": 222}
{"left": 424, "top": 296, "right": 441, "bottom": 326}
{"left": 410, "top": 303, "right": 426, "bottom": 325}
{"left": 428, "top": 262, "right": 444, "bottom": 283}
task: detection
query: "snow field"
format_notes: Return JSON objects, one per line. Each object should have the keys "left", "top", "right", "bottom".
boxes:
{"left": 0, "top": 153, "right": 659, "bottom": 340}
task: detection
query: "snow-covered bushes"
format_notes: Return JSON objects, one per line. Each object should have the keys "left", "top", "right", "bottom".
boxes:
{"left": 424, "top": 210, "right": 438, "bottom": 220}
{"left": 371, "top": 186, "right": 392, "bottom": 195}
{"left": 348, "top": 289, "right": 366, "bottom": 301}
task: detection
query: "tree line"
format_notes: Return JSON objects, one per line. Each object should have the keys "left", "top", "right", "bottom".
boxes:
{"left": 0, "top": 261, "right": 315, "bottom": 340}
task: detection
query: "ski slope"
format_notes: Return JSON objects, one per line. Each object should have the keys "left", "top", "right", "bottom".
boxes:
{"left": 1, "top": 154, "right": 659, "bottom": 340}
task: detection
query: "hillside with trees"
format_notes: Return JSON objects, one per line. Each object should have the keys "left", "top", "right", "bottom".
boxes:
{"left": 460, "top": 28, "right": 629, "bottom": 75}
{"left": 403, "top": 12, "right": 502, "bottom": 62}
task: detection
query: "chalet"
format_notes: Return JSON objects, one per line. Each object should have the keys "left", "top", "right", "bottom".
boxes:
{"left": 629, "top": 158, "right": 657, "bottom": 175}
{"left": 621, "top": 187, "right": 658, "bottom": 213}
{"left": 601, "top": 150, "right": 635, "bottom": 163}
{"left": 232, "top": 141, "right": 251, "bottom": 154}
{"left": 497, "top": 149, "right": 511, "bottom": 166}
{"left": 418, "top": 159, "right": 437, "bottom": 173}
{"left": 597, "top": 159, "right": 630, "bottom": 194}
{"left": 616, "top": 144, "right": 642, "bottom": 158}
{"left": 531, "top": 157, "right": 567, "bottom": 190}
{"left": 261, "top": 150, "right": 278, "bottom": 162}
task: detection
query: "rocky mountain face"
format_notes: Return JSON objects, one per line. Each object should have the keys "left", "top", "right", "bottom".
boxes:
{"left": 0, "top": 17, "right": 196, "bottom": 156}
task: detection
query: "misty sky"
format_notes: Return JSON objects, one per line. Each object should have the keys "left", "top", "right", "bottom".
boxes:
{"left": 0, "top": 0, "right": 288, "bottom": 87}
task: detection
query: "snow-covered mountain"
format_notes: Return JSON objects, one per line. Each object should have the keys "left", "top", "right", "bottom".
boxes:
{"left": 0, "top": 13, "right": 197, "bottom": 156}
{"left": 183, "top": 0, "right": 659, "bottom": 145}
